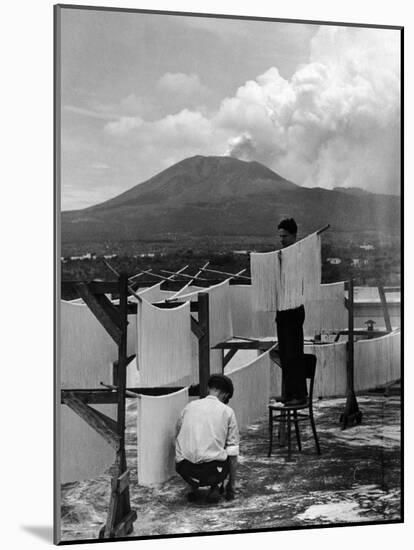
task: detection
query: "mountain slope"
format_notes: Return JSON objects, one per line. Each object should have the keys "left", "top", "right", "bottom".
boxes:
{"left": 61, "top": 155, "right": 400, "bottom": 243}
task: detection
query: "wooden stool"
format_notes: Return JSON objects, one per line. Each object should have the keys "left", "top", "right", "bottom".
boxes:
{"left": 268, "top": 354, "right": 321, "bottom": 461}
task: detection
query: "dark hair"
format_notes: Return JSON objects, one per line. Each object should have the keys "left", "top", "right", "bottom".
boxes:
{"left": 278, "top": 218, "right": 297, "bottom": 235}
{"left": 208, "top": 374, "right": 234, "bottom": 399}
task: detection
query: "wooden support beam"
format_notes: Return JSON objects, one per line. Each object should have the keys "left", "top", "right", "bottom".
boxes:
{"left": 213, "top": 340, "right": 276, "bottom": 350}
{"left": 113, "top": 354, "right": 136, "bottom": 369}
{"left": 335, "top": 329, "right": 389, "bottom": 338}
{"left": 340, "top": 278, "right": 362, "bottom": 429}
{"left": 116, "top": 273, "right": 128, "bottom": 437}
{"left": 62, "top": 389, "right": 119, "bottom": 405}
{"left": 62, "top": 386, "right": 200, "bottom": 403}
{"left": 223, "top": 348, "right": 238, "bottom": 367}
{"left": 94, "top": 293, "right": 123, "bottom": 329}
{"left": 75, "top": 282, "right": 123, "bottom": 345}
{"left": 62, "top": 280, "right": 121, "bottom": 294}
{"left": 106, "top": 272, "right": 135, "bottom": 539}
{"left": 198, "top": 293, "right": 210, "bottom": 398}
{"left": 126, "top": 303, "right": 138, "bottom": 314}
{"left": 113, "top": 510, "right": 137, "bottom": 538}
{"left": 378, "top": 285, "right": 392, "bottom": 332}
{"left": 62, "top": 393, "right": 120, "bottom": 448}
{"left": 191, "top": 316, "right": 204, "bottom": 339}
{"left": 114, "top": 470, "right": 130, "bottom": 495}
{"left": 100, "top": 382, "right": 141, "bottom": 399}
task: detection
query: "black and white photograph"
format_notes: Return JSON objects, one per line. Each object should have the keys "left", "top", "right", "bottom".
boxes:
{"left": 54, "top": 2, "right": 402, "bottom": 545}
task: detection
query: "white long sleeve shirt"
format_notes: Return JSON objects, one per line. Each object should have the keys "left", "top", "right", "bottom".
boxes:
{"left": 175, "top": 395, "right": 240, "bottom": 463}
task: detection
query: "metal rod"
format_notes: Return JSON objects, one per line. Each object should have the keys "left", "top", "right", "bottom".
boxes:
{"left": 165, "top": 283, "right": 224, "bottom": 302}
{"left": 201, "top": 267, "right": 250, "bottom": 280}
{"left": 168, "top": 262, "right": 210, "bottom": 300}
{"left": 128, "top": 269, "right": 152, "bottom": 282}
{"left": 138, "top": 266, "right": 189, "bottom": 282}
{"left": 103, "top": 260, "right": 143, "bottom": 302}
{"left": 137, "top": 266, "right": 190, "bottom": 301}
{"left": 136, "top": 269, "right": 173, "bottom": 282}
{"left": 104, "top": 259, "right": 120, "bottom": 278}
{"left": 160, "top": 269, "right": 209, "bottom": 282}
{"left": 316, "top": 224, "right": 330, "bottom": 235}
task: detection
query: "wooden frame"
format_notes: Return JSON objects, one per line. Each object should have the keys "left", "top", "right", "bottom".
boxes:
{"left": 59, "top": 275, "right": 213, "bottom": 538}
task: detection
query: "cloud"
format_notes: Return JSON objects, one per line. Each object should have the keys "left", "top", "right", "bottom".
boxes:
{"left": 216, "top": 26, "right": 400, "bottom": 194}
{"left": 91, "top": 162, "right": 110, "bottom": 170}
{"left": 63, "top": 105, "right": 117, "bottom": 120}
{"left": 99, "top": 26, "right": 400, "bottom": 195}
{"left": 157, "top": 72, "right": 207, "bottom": 96}
{"left": 104, "top": 116, "right": 144, "bottom": 135}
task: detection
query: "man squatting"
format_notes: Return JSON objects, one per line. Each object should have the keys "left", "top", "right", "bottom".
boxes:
{"left": 174, "top": 217, "right": 306, "bottom": 504}
{"left": 175, "top": 374, "right": 239, "bottom": 504}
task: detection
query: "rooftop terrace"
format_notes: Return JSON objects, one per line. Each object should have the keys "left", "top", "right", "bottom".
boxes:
{"left": 61, "top": 393, "right": 401, "bottom": 542}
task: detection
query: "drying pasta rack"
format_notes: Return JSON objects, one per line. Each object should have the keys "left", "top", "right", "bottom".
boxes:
{"left": 60, "top": 273, "right": 217, "bottom": 539}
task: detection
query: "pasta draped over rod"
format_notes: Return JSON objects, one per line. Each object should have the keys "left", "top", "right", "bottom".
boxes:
{"left": 228, "top": 349, "right": 271, "bottom": 430}
{"left": 251, "top": 232, "right": 322, "bottom": 313}
{"left": 137, "top": 387, "right": 189, "bottom": 486}
{"left": 137, "top": 299, "right": 192, "bottom": 386}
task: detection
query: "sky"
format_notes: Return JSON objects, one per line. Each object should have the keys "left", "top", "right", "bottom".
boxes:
{"left": 59, "top": 8, "right": 401, "bottom": 210}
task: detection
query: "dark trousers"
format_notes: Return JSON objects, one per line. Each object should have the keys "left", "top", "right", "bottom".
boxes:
{"left": 276, "top": 305, "right": 307, "bottom": 402}
{"left": 176, "top": 458, "right": 229, "bottom": 489}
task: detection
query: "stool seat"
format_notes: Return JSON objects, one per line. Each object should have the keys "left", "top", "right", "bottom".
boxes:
{"left": 269, "top": 399, "right": 309, "bottom": 411}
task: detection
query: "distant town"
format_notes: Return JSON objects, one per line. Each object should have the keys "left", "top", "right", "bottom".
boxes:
{"left": 61, "top": 232, "right": 400, "bottom": 290}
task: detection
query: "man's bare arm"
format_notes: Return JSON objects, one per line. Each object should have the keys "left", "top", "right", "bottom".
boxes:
{"left": 226, "top": 455, "right": 238, "bottom": 499}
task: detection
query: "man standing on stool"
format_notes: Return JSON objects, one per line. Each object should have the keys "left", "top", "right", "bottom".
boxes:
{"left": 175, "top": 374, "right": 239, "bottom": 503}
{"left": 276, "top": 218, "right": 308, "bottom": 406}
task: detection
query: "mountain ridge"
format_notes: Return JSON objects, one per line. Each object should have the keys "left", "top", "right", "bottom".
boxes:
{"left": 62, "top": 155, "right": 400, "bottom": 243}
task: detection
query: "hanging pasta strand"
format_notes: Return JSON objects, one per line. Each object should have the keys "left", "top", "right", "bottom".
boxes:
{"left": 251, "top": 251, "right": 279, "bottom": 312}
{"left": 228, "top": 349, "right": 271, "bottom": 430}
{"left": 276, "top": 232, "right": 322, "bottom": 311}
{"left": 137, "top": 300, "right": 192, "bottom": 386}
{"left": 137, "top": 387, "right": 189, "bottom": 485}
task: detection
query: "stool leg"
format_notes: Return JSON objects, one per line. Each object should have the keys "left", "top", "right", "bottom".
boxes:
{"left": 279, "top": 410, "right": 286, "bottom": 446}
{"left": 293, "top": 411, "right": 302, "bottom": 451}
{"left": 309, "top": 407, "right": 321, "bottom": 455}
{"left": 287, "top": 411, "right": 292, "bottom": 461}
{"left": 268, "top": 408, "right": 273, "bottom": 457}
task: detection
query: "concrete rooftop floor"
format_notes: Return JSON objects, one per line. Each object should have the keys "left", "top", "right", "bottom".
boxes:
{"left": 60, "top": 393, "right": 401, "bottom": 542}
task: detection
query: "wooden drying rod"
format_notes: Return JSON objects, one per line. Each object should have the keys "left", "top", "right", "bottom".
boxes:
{"left": 100, "top": 381, "right": 141, "bottom": 399}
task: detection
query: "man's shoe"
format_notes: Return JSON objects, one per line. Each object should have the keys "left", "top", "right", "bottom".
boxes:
{"left": 186, "top": 490, "right": 203, "bottom": 503}
{"left": 225, "top": 487, "right": 236, "bottom": 501}
{"left": 206, "top": 485, "right": 221, "bottom": 504}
